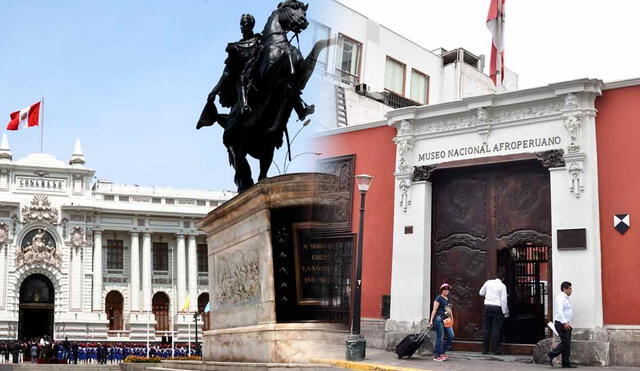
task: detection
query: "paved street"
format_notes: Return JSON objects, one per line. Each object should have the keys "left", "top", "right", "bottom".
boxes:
{"left": 311, "top": 344, "right": 640, "bottom": 371}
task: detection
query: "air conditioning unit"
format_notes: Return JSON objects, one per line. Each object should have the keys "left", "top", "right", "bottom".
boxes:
{"left": 355, "top": 83, "right": 369, "bottom": 95}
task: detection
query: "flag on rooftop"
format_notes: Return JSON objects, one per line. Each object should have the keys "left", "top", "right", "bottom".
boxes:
{"left": 7, "top": 101, "right": 41, "bottom": 130}
{"left": 486, "top": 0, "right": 505, "bottom": 86}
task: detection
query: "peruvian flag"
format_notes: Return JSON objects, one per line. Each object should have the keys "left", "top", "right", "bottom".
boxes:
{"left": 486, "top": 0, "right": 505, "bottom": 85}
{"left": 7, "top": 101, "right": 41, "bottom": 130}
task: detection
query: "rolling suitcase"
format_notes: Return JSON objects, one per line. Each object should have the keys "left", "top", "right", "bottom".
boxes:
{"left": 395, "top": 325, "right": 431, "bottom": 359}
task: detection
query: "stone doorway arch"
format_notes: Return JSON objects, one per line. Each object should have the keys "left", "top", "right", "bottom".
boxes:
{"left": 18, "top": 273, "right": 55, "bottom": 341}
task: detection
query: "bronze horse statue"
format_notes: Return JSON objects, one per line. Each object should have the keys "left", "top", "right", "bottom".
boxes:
{"left": 197, "top": 1, "right": 331, "bottom": 193}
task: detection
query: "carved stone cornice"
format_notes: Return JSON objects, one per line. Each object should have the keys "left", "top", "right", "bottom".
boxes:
{"left": 410, "top": 99, "right": 566, "bottom": 138}
{"left": 413, "top": 113, "right": 476, "bottom": 135}
{"left": 412, "top": 165, "right": 436, "bottom": 182}
{"left": 536, "top": 149, "right": 566, "bottom": 168}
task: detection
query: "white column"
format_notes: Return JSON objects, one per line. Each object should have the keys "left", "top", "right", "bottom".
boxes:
{"left": 130, "top": 232, "right": 140, "bottom": 312}
{"left": 176, "top": 234, "right": 187, "bottom": 310}
{"left": 0, "top": 246, "right": 6, "bottom": 309}
{"left": 92, "top": 230, "right": 103, "bottom": 311}
{"left": 71, "top": 248, "right": 82, "bottom": 309}
{"left": 390, "top": 180, "right": 432, "bottom": 325}
{"left": 142, "top": 232, "right": 152, "bottom": 312}
{"left": 187, "top": 235, "right": 197, "bottom": 312}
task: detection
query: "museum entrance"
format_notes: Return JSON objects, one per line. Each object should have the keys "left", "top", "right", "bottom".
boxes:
{"left": 431, "top": 160, "right": 551, "bottom": 351}
{"left": 19, "top": 274, "right": 55, "bottom": 341}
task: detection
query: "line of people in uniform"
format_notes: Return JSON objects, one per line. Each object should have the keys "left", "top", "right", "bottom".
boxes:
{"left": 0, "top": 337, "right": 201, "bottom": 364}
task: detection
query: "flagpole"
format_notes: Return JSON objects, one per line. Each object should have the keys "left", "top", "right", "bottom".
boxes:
{"left": 40, "top": 97, "right": 44, "bottom": 152}
{"left": 496, "top": 0, "right": 503, "bottom": 89}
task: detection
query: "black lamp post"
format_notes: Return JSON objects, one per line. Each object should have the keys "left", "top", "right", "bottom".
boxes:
{"left": 346, "top": 174, "right": 373, "bottom": 361}
{"left": 193, "top": 312, "right": 199, "bottom": 355}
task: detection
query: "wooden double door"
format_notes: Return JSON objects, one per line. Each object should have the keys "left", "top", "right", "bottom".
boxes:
{"left": 431, "top": 161, "right": 551, "bottom": 343}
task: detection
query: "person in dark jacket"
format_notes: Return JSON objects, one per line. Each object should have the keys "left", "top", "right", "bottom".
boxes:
{"left": 71, "top": 343, "right": 79, "bottom": 364}
{"left": 12, "top": 342, "right": 20, "bottom": 364}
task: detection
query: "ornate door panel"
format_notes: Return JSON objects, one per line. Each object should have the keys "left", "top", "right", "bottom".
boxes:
{"left": 432, "top": 171, "right": 489, "bottom": 340}
{"left": 495, "top": 169, "right": 551, "bottom": 240}
{"left": 431, "top": 162, "right": 551, "bottom": 341}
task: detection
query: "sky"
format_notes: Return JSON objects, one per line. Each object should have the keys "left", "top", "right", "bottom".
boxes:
{"left": 337, "top": 0, "right": 640, "bottom": 89}
{"left": 3, "top": 0, "right": 639, "bottom": 192}
{"left": 0, "top": 0, "right": 325, "bottom": 192}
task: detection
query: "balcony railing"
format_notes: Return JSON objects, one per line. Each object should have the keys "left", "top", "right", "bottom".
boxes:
{"left": 335, "top": 69, "right": 360, "bottom": 86}
{"left": 382, "top": 91, "right": 421, "bottom": 109}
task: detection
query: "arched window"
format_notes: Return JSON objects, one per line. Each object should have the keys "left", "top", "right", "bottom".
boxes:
{"left": 105, "top": 291, "right": 124, "bottom": 331}
{"left": 152, "top": 292, "right": 170, "bottom": 331}
{"left": 198, "top": 293, "right": 210, "bottom": 331}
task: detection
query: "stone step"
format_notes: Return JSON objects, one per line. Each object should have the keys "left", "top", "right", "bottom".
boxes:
{"left": 446, "top": 351, "right": 533, "bottom": 363}
{"left": 0, "top": 364, "right": 120, "bottom": 370}
{"left": 155, "top": 360, "right": 341, "bottom": 371}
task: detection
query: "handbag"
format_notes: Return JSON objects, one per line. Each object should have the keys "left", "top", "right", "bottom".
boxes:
{"left": 443, "top": 317, "right": 454, "bottom": 328}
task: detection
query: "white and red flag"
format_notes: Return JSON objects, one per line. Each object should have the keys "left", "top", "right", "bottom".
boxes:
{"left": 7, "top": 101, "right": 41, "bottom": 130}
{"left": 486, "top": 0, "right": 505, "bottom": 86}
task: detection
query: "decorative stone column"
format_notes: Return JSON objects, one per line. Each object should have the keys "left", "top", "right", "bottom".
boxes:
{"left": 141, "top": 232, "right": 152, "bottom": 312}
{"left": 388, "top": 120, "right": 434, "bottom": 336}
{"left": 176, "top": 234, "right": 187, "bottom": 310}
{"left": 71, "top": 247, "right": 83, "bottom": 310}
{"left": 187, "top": 235, "right": 197, "bottom": 312}
{"left": 0, "top": 223, "right": 10, "bottom": 310}
{"left": 130, "top": 232, "right": 140, "bottom": 312}
{"left": 92, "top": 230, "right": 103, "bottom": 311}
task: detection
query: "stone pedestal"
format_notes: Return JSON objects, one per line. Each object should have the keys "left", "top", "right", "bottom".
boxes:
{"left": 197, "top": 173, "right": 347, "bottom": 363}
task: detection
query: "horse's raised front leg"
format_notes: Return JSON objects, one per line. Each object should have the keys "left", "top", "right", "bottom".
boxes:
{"left": 258, "top": 147, "right": 275, "bottom": 182}
{"left": 229, "top": 145, "right": 254, "bottom": 193}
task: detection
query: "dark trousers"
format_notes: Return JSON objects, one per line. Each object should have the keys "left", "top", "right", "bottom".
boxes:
{"left": 549, "top": 320, "right": 572, "bottom": 366}
{"left": 482, "top": 305, "right": 505, "bottom": 353}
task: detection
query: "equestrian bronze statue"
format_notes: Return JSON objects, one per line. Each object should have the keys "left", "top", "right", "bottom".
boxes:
{"left": 197, "top": 1, "right": 330, "bottom": 193}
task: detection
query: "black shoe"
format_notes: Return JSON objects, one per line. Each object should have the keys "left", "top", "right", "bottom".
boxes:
{"left": 548, "top": 352, "right": 554, "bottom": 367}
{"left": 562, "top": 365, "right": 577, "bottom": 368}
{"left": 481, "top": 351, "right": 489, "bottom": 355}
{"left": 494, "top": 351, "right": 502, "bottom": 355}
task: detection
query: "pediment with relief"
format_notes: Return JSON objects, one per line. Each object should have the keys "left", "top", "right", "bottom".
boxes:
{"left": 21, "top": 195, "right": 59, "bottom": 225}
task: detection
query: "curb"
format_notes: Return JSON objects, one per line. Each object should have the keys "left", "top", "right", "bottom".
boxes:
{"left": 311, "top": 358, "right": 434, "bottom": 371}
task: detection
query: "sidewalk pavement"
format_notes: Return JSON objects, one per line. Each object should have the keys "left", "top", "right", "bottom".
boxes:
{"left": 309, "top": 344, "right": 640, "bottom": 371}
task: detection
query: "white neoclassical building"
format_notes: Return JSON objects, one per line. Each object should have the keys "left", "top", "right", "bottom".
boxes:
{"left": 0, "top": 135, "right": 234, "bottom": 342}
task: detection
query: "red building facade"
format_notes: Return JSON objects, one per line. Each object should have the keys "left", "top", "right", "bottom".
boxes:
{"left": 596, "top": 82, "right": 640, "bottom": 326}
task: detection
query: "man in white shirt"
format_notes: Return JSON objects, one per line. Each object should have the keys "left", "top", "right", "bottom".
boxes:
{"left": 548, "top": 281, "right": 576, "bottom": 368}
{"left": 479, "top": 269, "right": 509, "bottom": 355}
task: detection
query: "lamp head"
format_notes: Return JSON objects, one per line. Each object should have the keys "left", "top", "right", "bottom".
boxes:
{"left": 355, "top": 174, "right": 373, "bottom": 193}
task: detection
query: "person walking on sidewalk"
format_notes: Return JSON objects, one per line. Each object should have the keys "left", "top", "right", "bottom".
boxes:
{"left": 479, "top": 268, "right": 509, "bottom": 355}
{"left": 429, "top": 283, "right": 454, "bottom": 362}
{"left": 548, "top": 281, "right": 576, "bottom": 368}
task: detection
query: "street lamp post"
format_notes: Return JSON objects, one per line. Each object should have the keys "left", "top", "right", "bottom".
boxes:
{"left": 193, "top": 312, "right": 199, "bottom": 356}
{"left": 346, "top": 174, "right": 373, "bottom": 361}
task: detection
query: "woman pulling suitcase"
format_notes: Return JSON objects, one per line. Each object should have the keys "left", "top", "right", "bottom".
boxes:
{"left": 428, "top": 283, "right": 455, "bottom": 362}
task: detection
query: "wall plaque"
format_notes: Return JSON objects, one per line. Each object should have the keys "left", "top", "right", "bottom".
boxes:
{"left": 557, "top": 228, "right": 586, "bottom": 250}
{"left": 293, "top": 225, "right": 353, "bottom": 307}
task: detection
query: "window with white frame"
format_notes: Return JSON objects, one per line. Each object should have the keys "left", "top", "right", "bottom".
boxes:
{"left": 410, "top": 69, "right": 429, "bottom": 105}
{"left": 335, "top": 34, "right": 361, "bottom": 82}
{"left": 384, "top": 57, "right": 405, "bottom": 95}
